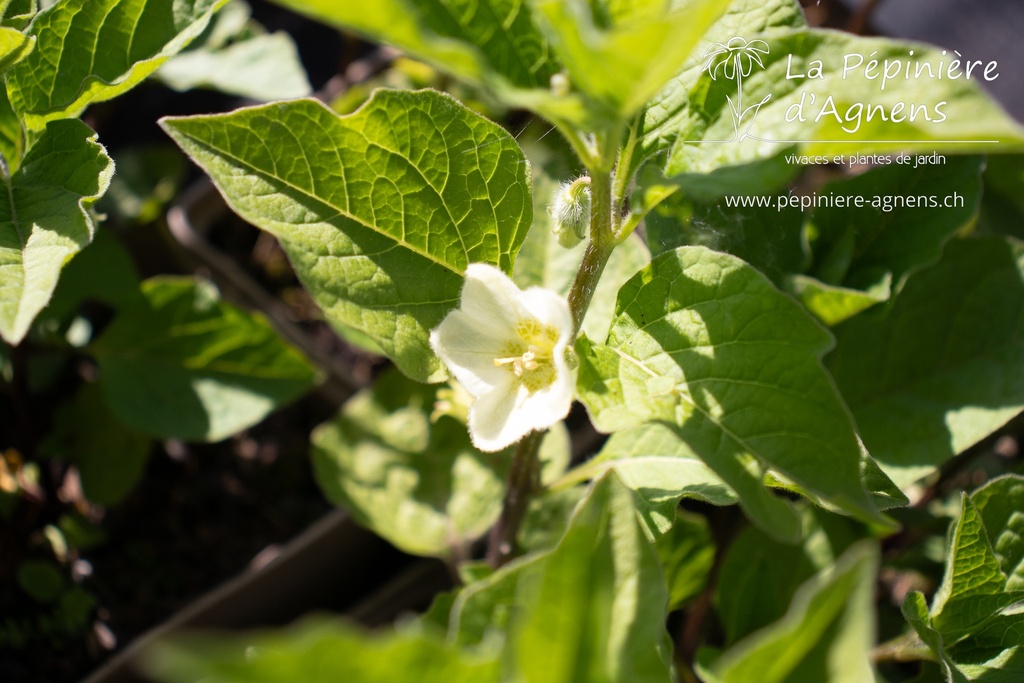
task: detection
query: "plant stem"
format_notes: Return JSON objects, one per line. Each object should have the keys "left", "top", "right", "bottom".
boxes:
{"left": 486, "top": 429, "right": 545, "bottom": 567}
{"left": 872, "top": 633, "right": 936, "bottom": 664}
{"left": 566, "top": 167, "right": 615, "bottom": 335}
{"left": 485, "top": 134, "right": 619, "bottom": 568}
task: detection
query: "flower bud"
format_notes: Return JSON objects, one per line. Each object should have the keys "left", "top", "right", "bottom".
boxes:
{"left": 549, "top": 177, "right": 591, "bottom": 248}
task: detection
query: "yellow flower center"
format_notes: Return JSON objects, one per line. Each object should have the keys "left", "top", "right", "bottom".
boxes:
{"left": 493, "top": 319, "right": 561, "bottom": 392}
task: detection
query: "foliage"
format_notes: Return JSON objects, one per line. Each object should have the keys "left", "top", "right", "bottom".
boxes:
{"left": 2, "top": 0, "right": 1023, "bottom": 680}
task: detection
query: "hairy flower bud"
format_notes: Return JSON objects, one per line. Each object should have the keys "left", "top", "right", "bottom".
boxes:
{"left": 549, "top": 177, "right": 591, "bottom": 248}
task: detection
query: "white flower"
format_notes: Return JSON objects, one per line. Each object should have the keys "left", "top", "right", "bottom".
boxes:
{"left": 430, "top": 264, "right": 575, "bottom": 452}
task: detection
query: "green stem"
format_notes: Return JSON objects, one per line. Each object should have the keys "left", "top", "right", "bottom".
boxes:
{"left": 611, "top": 115, "right": 641, "bottom": 220}
{"left": 566, "top": 167, "right": 615, "bottom": 335}
{"left": 871, "top": 633, "right": 937, "bottom": 664}
{"left": 486, "top": 429, "right": 545, "bottom": 567}
{"left": 485, "top": 132, "right": 619, "bottom": 568}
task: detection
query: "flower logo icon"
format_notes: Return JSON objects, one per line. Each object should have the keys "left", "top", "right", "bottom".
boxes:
{"left": 702, "top": 37, "right": 772, "bottom": 142}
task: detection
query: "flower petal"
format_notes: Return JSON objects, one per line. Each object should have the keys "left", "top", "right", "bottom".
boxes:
{"left": 431, "top": 310, "right": 514, "bottom": 396}
{"left": 518, "top": 288, "right": 573, "bottom": 341}
{"left": 460, "top": 263, "right": 528, "bottom": 329}
{"left": 468, "top": 374, "right": 572, "bottom": 452}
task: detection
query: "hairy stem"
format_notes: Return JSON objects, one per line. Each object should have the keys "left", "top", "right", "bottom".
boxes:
{"left": 486, "top": 133, "right": 620, "bottom": 568}
{"left": 566, "top": 167, "right": 615, "bottom": 335}
{"left": 487, "top": 429, "right": 545, "bottom": 567}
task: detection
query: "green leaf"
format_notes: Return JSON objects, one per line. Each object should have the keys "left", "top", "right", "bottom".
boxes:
{"left": 949, "top": 611, "right": 1024, "bottom": 682}
{"left": 278, "top": 0, "right": 557, "bottom": 90}
{"left": 446, "top": 474, "right": 674, "bottom": 683}
{"left": 144, "top": 619, "right": 500, "bottom": 683}
{"left": 902, "top": 477, "right": 1024, "bottom": 681}
{"left": 638, "top": 0, "right": 1024, "bottom": 197}
{"left": 518, "top": 486, "right": 585, "bottom": 555}
{"left": 902, "top": 592, "right": 968, "bottom": 683}
{"left": 157, "top": 32, "right": 310, "bottom": 101}
{"left": 642, "top": 156, "right": 983, "bottom": 327}
{"left": 643, "top": 189, "right": 807, "bottom": 281}
{"left": 448, "top": 551, "right": 546, "bottom": 649}
{"left": 971, "top": 476, "right": 1024, "bottom": 591}
{"left": 576, "top": 246, "right": 892, "bottom": 534}
{"left": 701, "top": 541, "right": 879, "bottom": 683}
{"left": 0, "top": 119, "right": 113, "bottom": 345}
{"left": 310, "top": 368, "right": 509, "bottom": 558}
{"left": 931, "top": 496, "right": 1020, "bottom": 643}
{"left": 273, "top": 0, "right": 583, "bottom": 121}
{"left": 528, "top": 0, "right": 725, "bottom": 125}
{"left": 41, "top": 384, "right": 151, "bottom": 506}
{"left": 656, "top": 509, "right": 715, "bottom": 611}
{"left": 828, "top": 237, "right": 1024, "bottom": 488}
{"left": 161, "top": 90, "right": 532, "bottom": 382}
{"left": 6, "top": 0, "right": 229, "bottom": 129}
{"left": 506, "top": 473, "right": 674, "bottom": 683}
{"left": 715, "top": 506, "right": 862, "bottom": 644}
{"left": 979, "top": 155, "right": 1024, "bottom": 241}
{"left": 555, "top": 421, "right": 736, "bottom": 538}
{"left": 43, "top": 227, "right": 141, "bottom": 324}
{"left": 0, "top": 85, "right": 24, "bottom": 170}
{"left": 16, "top": 559, "right": 64, "bottom": 604}
{"left": 1, "top": 0, "right": 37, "bottom": 30}
{"left": 806, "top": 156, "right": 983, "bottom": 297}
{"left": 783, "top": 275, "right": 888, "bottom": 328}
{"left": 0, "top": 23, "right": 31, "bottom": 74}
{"left": 91, "top": 277, "right": 318, "bottom": 442}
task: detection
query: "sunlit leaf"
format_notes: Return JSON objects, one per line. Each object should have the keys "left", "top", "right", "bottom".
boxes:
{"left": 161, "top": 90, "right": 531, "bottom": 382}
{"left": 91, "top": 277, "right": 318, "bottom": 442}
{"left": 0, "top": 120, "right": 112, "bottom": 344}
{"left": 7, "top": 0, "right": 229, "bottom": 129}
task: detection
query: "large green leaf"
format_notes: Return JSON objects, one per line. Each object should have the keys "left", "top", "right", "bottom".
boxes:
{"left": 310, "top": 368, "right": 510, "bottom": 558}
{"left": 554, "top": 421, "right": 736, "bottom": 538}
{"left": 527, "top": 0, "right": 725, "bottom": 125}
{"left": 903, "top": 476, "right": 1024, "bottom": 682}
{"left": 145, "top": 619, "right": 500, "bottom": 683}
{"left": 272, "top": 0, "right": 584, "bottom": 123}
{"left": 828, "top": 237, "right": 1024, "bottom": 488}
{"left": 643, "top": 156, "right": 984, "bottom": 327}
{"left": 91, "top": 277, "right": 318, "bottom": 442}
{"left": 637, "top": 0, "right": 1024, "bottom": 197}
{"left": 506, "top": 474, "right": 673, "bottom": 683}
{"left": 699, "top": 541, "right": 879, "bottom": 683}
{"left": 805, "top": 156, "right": 982, "bottom": 297}
{"left": 0, "top": 119, "right": 113, "bottom": 345}
{"left": 6, "top": 0, "right": 228, "bottom": 129}
{"left": 161, "top": 90, "right": 532, "bottom": 382}
{"left": 445, "top": 474, "right": 673, "bottom": 681}
{"left": 576, "top": 246, "right": 892, "bottom": 535}
{"left": 714, "top": 506, "right": 861, "bottom": 645}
